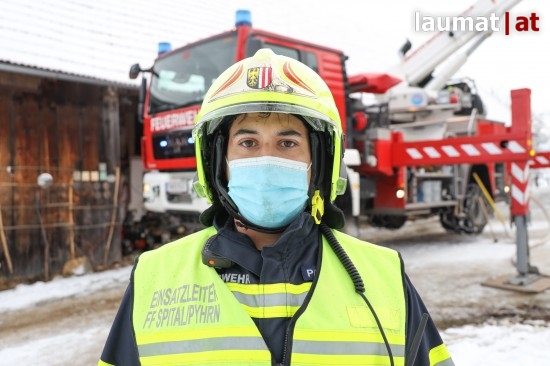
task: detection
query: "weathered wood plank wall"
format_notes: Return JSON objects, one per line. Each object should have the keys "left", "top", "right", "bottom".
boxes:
{"left": 0, "top": 71, "right": 138, "bottom": 283}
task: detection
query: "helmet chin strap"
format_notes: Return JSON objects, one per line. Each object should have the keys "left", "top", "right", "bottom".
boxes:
{"left": 234, "top": 219, "right": 248, "bottom": 229}
{"left": 233, "top": 217, "right": 288, "bottom": 234}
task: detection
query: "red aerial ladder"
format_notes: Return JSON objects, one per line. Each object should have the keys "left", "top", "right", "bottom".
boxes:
{"left": 127, "top": 0, "right": 548, "bottom": 253}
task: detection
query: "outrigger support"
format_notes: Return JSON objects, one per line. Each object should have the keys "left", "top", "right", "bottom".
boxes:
{"left": 482, "top": 213, "right": 550, "bottom": 293}
{"left": 482, "top": 89, "right": 550, "bottom": 293}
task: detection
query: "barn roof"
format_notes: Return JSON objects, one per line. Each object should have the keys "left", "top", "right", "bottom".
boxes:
{"left": 0, "top": 0, "right": 240, "bottom": 88}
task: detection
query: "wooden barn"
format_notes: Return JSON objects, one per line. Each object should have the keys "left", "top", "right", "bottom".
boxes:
{"left": 0, "top": 0, "right": 252, "bottom": 285}
{"left": 0, "top": 66, "right": 139, "bottom": 283}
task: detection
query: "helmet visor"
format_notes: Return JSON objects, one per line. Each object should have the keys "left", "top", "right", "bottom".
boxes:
{"left": 193, "top": 102, "right": 338, "bottom": 137}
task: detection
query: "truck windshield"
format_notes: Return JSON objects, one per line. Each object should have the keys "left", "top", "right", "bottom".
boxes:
{"left": 149, "top": 35, "right": 237, "bottom": 115}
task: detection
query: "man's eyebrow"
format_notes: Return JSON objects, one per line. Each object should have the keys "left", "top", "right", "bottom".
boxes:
{"left": 231, "top": 128, "right": 304, "bottom": 137}
{"left": 278, "top": 129, "right": 304, "bottom": 137}
{"left": 231, "top": 128, "right": 258, "bottom": 137}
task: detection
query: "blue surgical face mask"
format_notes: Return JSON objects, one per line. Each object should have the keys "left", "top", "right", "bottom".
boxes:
{"left": 227, "top": 156, "right": 310, "bottom": 228}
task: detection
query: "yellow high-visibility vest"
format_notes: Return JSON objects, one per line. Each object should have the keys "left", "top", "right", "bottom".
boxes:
{"left": 132, "top": 227, "right": 407, "bottom": 365}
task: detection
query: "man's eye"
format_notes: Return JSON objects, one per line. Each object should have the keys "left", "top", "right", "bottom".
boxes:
{"left": 240, "top": 140, "right": 255, "bottom": 148}
{"left": 281, "top": 140, "right": 297, "bottom": 148}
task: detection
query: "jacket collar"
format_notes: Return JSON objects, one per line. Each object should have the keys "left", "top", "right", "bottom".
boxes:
{"left": 209, "top": 212, "right": 319, "bottom": 277}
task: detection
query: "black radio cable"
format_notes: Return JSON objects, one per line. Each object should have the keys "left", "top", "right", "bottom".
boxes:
{"left": 320, "top": 223, "right": 395, "bottom": 366}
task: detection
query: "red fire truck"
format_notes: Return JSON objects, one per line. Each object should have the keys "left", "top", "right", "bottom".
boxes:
{"left": 128, "top": 0, "right": 546, "bottom": 248}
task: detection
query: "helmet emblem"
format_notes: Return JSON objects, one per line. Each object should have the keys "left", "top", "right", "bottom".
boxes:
{"left": 247, "top": 67, "right": 272, "bottom": 89}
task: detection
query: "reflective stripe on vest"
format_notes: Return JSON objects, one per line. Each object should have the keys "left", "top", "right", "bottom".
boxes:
{"left": 225, "top": 282, "right": 311, "bottom": 318}
{"left": 289, "top": 230, "right": 407, "bottom": 366}
{"left": 133, "top": 228, "right": 271, "bottom": 365}
{"left": 132, "top": 227, "right": 407, "bottom": 365}
{"left": 430, "top": 343, "right": 454, "bottom": 366}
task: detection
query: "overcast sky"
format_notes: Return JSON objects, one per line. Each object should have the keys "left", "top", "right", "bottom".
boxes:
{"left": 4, "top": 0, "right": 546, "bottom": 129}
{"left": 211, "top": 0, "right": 548, "bottom": 125}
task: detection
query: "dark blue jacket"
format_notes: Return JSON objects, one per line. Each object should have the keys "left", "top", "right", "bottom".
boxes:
{"left": 99, "top": 212, "right": 451, "bottom": 365}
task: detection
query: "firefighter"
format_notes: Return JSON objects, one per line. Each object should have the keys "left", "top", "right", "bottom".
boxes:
{"left": 99, "top": 49, "right": 454, "bottom": 366}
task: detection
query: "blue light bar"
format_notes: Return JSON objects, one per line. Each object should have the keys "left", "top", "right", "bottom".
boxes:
{"left": 235, "top": 9, "right": 252, "bottom": 27}
{"left": 158, "top": 42, "right": 172, "bottom": 55}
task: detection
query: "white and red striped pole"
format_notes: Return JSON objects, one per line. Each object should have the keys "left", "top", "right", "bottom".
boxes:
{"left": 508, "top": 89, "right": 537, "bottom": 279}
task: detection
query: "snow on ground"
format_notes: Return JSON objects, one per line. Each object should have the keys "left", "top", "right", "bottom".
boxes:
{"left": 3, "top": 262, "right": 549, "bottom": 365}
{"left": 444, "top": 319, "right": 550, "bottom": 365}
{"left": 0, "top": 266, "right": 131, "bottom": 314}
{"left": 1, "top": 185, "right": 550, "bottom": 365}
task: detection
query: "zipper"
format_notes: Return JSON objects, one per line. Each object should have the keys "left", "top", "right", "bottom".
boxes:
{"left": 280, "top": 316, "right": 297, "bottom": 366}
{"left": 280, "top": 230, "right": 323, "bottom": 365}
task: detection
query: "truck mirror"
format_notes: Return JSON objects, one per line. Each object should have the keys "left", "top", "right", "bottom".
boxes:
{"left": 137, "top": 78, "right": 146, "bottom": 124}
{"left": 129, "top": 63, "right": 142, "bottom": 79}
